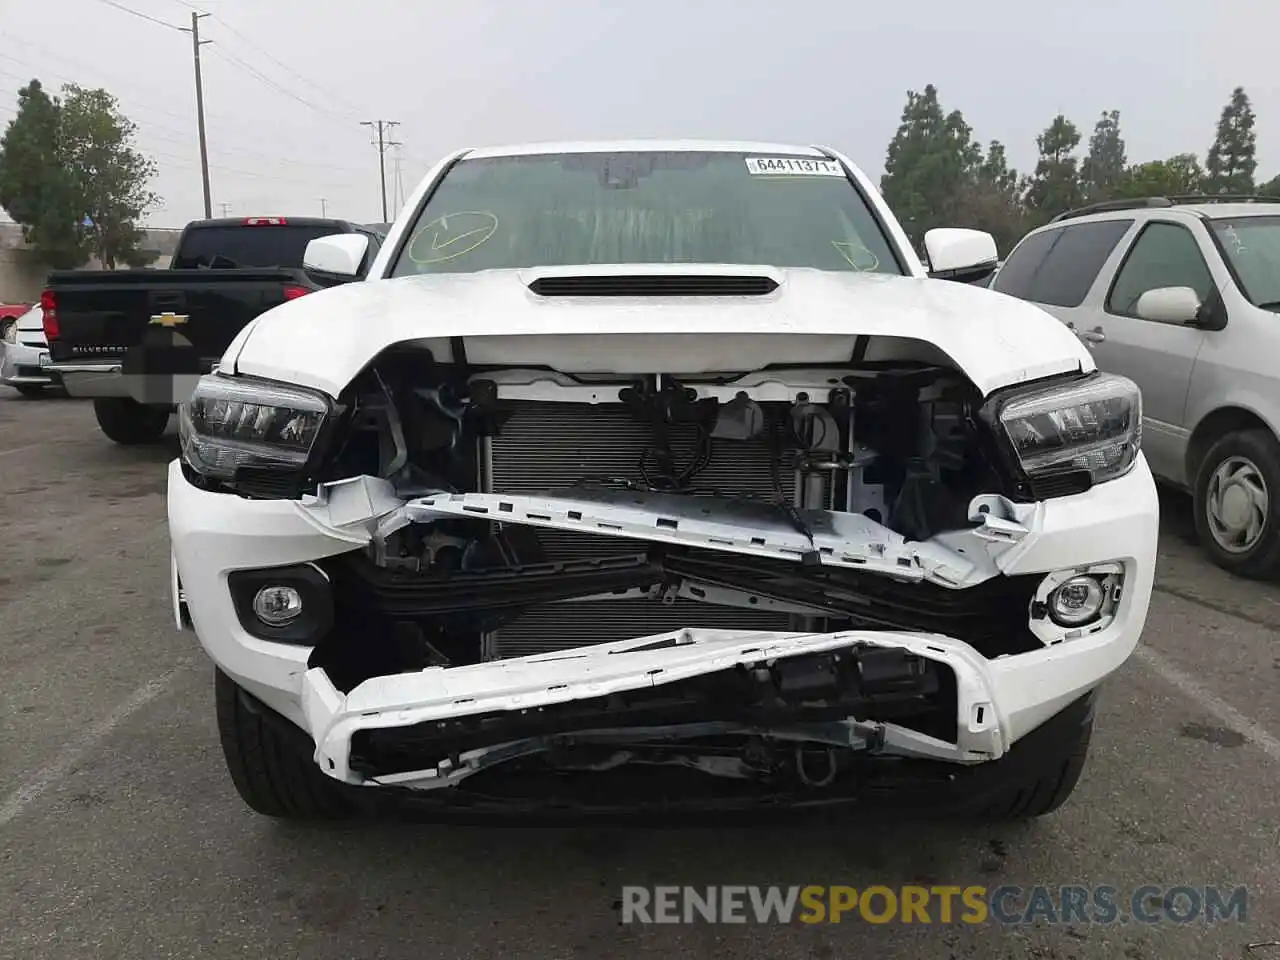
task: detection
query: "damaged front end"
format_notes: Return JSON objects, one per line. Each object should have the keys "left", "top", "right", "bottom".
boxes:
{"left": 176, "top": 346, "right": 1141, "bottom": 804}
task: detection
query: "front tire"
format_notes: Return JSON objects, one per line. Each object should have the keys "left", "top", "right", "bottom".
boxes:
{"left": 979, "top": 715, "right": 1093, "bottom": 820}
{"left": 214, "top": 669, "right": 353, "bottom": 820}
{"left": 1193, "top": 429, "right": 1280, "bottom": 580}
{"left": 92, "top": 397, "right": 170, "bottom": 445}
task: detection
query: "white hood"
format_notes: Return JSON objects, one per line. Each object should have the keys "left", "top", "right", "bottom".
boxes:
{"left": 227, "top": 265, "right": 1094, "bottom": 398}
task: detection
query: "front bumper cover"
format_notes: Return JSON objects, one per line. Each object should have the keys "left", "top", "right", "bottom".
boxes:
{"left": 302, "top": 626, "right": 1004, "bottom": 789}
{"left": 0, "top": 339, "right": 54, "bottom": 386}
{"left": 168, "top": 454, "right": 1159, "bottom": 795}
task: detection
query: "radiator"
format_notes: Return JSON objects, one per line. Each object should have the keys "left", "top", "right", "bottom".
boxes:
{"left": 484, "top": 401, "right": 805, "bottom": 658}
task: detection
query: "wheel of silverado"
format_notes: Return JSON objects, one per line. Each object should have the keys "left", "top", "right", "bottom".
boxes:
{"left": 980, "top": 715, "right": 1093, "bottom": 820}
{"left": 13, "top": 384, "right": 46, "bottom": 398}
{"left": 1193, "top": 428, "right": 1280, "bottom": 580}
{"left": 92, "top": 398, "right": 170, "bottom": 445}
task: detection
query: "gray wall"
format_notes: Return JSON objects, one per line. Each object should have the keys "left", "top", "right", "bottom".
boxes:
{"left": 0, "top": 223, "right": 183, "bottom": 304}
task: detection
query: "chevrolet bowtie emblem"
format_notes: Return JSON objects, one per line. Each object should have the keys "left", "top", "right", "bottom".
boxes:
{"left": 149, "top": 312, "right": 189, "bottom": 327}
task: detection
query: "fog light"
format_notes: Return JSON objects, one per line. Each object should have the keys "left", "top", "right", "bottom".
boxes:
{"left": 1047, "top": 575, "right": 1105, "bottom": 626}
{"left": 252, "top": 585, "right": 303, "bottom": 625}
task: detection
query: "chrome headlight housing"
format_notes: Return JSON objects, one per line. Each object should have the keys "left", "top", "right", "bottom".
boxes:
{"left": 178, "top": 373, "right": 331, "bottom": 482}
{"left": 1, "top": 319, "right": 16, "bottom": 344}
{"left": 986, "top": 372, "right": 1142, "bottom": 491}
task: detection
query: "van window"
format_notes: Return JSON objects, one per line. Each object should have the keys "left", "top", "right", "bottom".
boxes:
{"left": 1106, "top": 222, "right": 1214, "bottom": 317}
{"left": 995, "top": 219, "right": 1133, "bottom": 307}
{"left": 992, "top": 230, "right": 1057, "bottom": 299}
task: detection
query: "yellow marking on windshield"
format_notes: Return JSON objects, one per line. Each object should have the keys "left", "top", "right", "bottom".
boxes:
{"left": 408, "top": 211, "right": 499, "bottom": 265}
{"left": 832, "top": 241, "right": 879, "bottom": 271}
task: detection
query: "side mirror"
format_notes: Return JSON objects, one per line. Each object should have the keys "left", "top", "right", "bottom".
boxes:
{"left": 1134, "top": 286, "right": 1201, "bottom": 325}
{"left": 303, "top": 234, "right": 370, "bottom": 284}
{"left": 923, "top": 228, "right": 999, "bottom": 284}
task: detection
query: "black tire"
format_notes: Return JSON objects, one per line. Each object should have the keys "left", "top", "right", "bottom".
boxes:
{"left": 92, "top": 397, "right": 170, "bottom": 445}
{"left": 13, "top": 384, "right": 46, "bottom": 398}
{"left": 1193, "top": 429, "right": 1280, "bottom": 580}
{"left": 980, "top": 716, "right": 1093, "bottom": 820}
{"left": 214, "top": 668, "right": 353, "bottom": 820}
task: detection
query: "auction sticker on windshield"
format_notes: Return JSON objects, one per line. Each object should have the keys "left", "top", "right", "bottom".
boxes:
{"left": 745, "top": 157, "right": 845, "bottom": 176}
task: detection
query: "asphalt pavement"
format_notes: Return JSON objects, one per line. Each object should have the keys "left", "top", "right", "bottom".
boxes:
{"left": 1, "top": 386, "right": 1278, "bottom": 960}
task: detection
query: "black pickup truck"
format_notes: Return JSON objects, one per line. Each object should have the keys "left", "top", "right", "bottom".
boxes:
{"left": 44, "top": 216, "right": 381, "bottom": 444}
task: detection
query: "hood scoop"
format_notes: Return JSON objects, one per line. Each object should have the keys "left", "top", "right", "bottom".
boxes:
{"left": 527, "top": 274, "right": 779, "bottom": 298}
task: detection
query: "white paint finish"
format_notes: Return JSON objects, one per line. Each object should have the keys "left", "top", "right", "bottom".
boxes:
{"left": 302, "top": 234, "right": 369, "bottom": 278}
{"left": 0, "top": 666, "right": 188, "bottom": 827}
{"left": 230, "top": 265, "right": 1093, "bottom": 399}
{"left": 464, "top": 139, "right": 831, "bottom": 160}
{"left": 1135, "top": 645, "right": 1280, "bottom": 763}
{"left": 923, "top": 228, "right": 998, "bottom": 274}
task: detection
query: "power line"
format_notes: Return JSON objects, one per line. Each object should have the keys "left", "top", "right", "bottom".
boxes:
{"left": 207, "top": 14, "right": 364, "bottom": 118}
{"left": 0, "top": 61, "right": 367, "bottom": 178}
{"left": 361, "top": 120, "right": 399, "bottom": 222}
{"left": 208, "top": 45, "right": 353, "bottom": 125}
{"left": 92, "top": 0, "right": 185, "bottom": 32}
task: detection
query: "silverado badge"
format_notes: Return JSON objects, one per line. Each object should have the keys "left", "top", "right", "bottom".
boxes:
{"left": 149, "top": 312, "right": 189, "bottom": 327}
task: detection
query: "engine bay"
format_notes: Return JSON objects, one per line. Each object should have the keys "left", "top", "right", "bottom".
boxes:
{"left": 321, "top": 353, "right": 1003, "bottom": 540}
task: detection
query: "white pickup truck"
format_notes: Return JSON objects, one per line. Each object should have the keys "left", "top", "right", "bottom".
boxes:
{"left": 167, "top": 139, "right": 1158, "bottom": 823}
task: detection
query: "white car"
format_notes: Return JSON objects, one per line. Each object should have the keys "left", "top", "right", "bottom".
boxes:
{"left": 0, "top": 305, "right": 55, "bottom": 395}
{"left": 167, "top": 140, "right": 1159, "bottom": 821}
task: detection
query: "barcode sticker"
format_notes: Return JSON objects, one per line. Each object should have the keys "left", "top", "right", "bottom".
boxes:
{"left": 745, "top": 157, "right": 844, "bottom": 177}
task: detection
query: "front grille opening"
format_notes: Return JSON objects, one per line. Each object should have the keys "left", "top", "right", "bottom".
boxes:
{"left": 527, "top": 274, "right": 779, "bottom": 298}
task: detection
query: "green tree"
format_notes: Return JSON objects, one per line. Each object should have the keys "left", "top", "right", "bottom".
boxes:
{"left": 957, "top": 140, "right": 1027, "bottom": 254}
{"left": 880, "top": 85, "right": 982, "bottom": 245}
{"left": 0, "top": 79, "right": 91, "bottom": 268}
{"left": 1204, "top": 87, "right": 1257, "bottom": 194}
{"left": 1259, "top": 174, "right": 1280, "bottom": 197}
{"left": 1116, "top": 154, "right": 1205, "bottom": 198}
{"left": 1080, "top": 110, "right": 1127, "bottom": 202}
{"left": 58, "top": 83, "right": 159, "bottom": 269}
{"left": 1024, "top": 114, "right": 1083, "bottom": 223}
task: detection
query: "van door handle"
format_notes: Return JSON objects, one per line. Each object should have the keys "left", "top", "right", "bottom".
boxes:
{"left": 1078, "top": 326, "right": 1106, "bottom": 344}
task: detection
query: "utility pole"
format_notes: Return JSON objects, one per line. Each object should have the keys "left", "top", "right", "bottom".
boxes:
{"left": 390, "top": 144, "right": 406, "bottom": 217}
{"left": 182, "top": 11, "right": 213, "bottom": 219}
{"left": 319, "top": 197, "right": 328, "bottom": 217}
{"left": 361, "top": 120, "right": 399, "bottom": 222}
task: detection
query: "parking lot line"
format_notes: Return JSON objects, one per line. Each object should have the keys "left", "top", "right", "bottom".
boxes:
{"left": 0, "top": 663, "right": 191, "bottom": 828}
{"left": 1136, "top": 644, "right": 1280, "bottom": 762}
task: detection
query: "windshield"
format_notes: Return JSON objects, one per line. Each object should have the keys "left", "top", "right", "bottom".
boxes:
{"left": 387, "top": 151, "right": 903, "bottom": 278}
{"left": 1210, "top": 216, "right": 1280, "bottom": 310}
{"left": 172, "top": 225, "right": 343, "bottom": 270}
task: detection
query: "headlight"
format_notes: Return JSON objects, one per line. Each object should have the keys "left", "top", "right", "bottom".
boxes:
{"left": 993, "top": 373, "right": 1141, "bottom": 486}
{"left": 178, "top": 373, "right": 331, "bottom": 481}
{"left": 1, "top": 320, "right": 15, "bottom": 344}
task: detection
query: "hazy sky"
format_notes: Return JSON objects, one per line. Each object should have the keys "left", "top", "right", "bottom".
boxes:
{"left": 1, "top": 0, "right": 1277, "bottom": 228}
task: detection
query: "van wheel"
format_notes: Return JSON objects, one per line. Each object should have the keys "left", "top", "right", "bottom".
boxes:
{"left": 92, "top": 398, "right": 170, "bottom": 445}
{"left": 1194, "top": 429, "right": 1280, "bottom": 580}
{"left": 215, "top": 669, "right": 354, "bottom": 820}
{"left": 980, "top": 717, "right": 1093, "bottom": 820}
